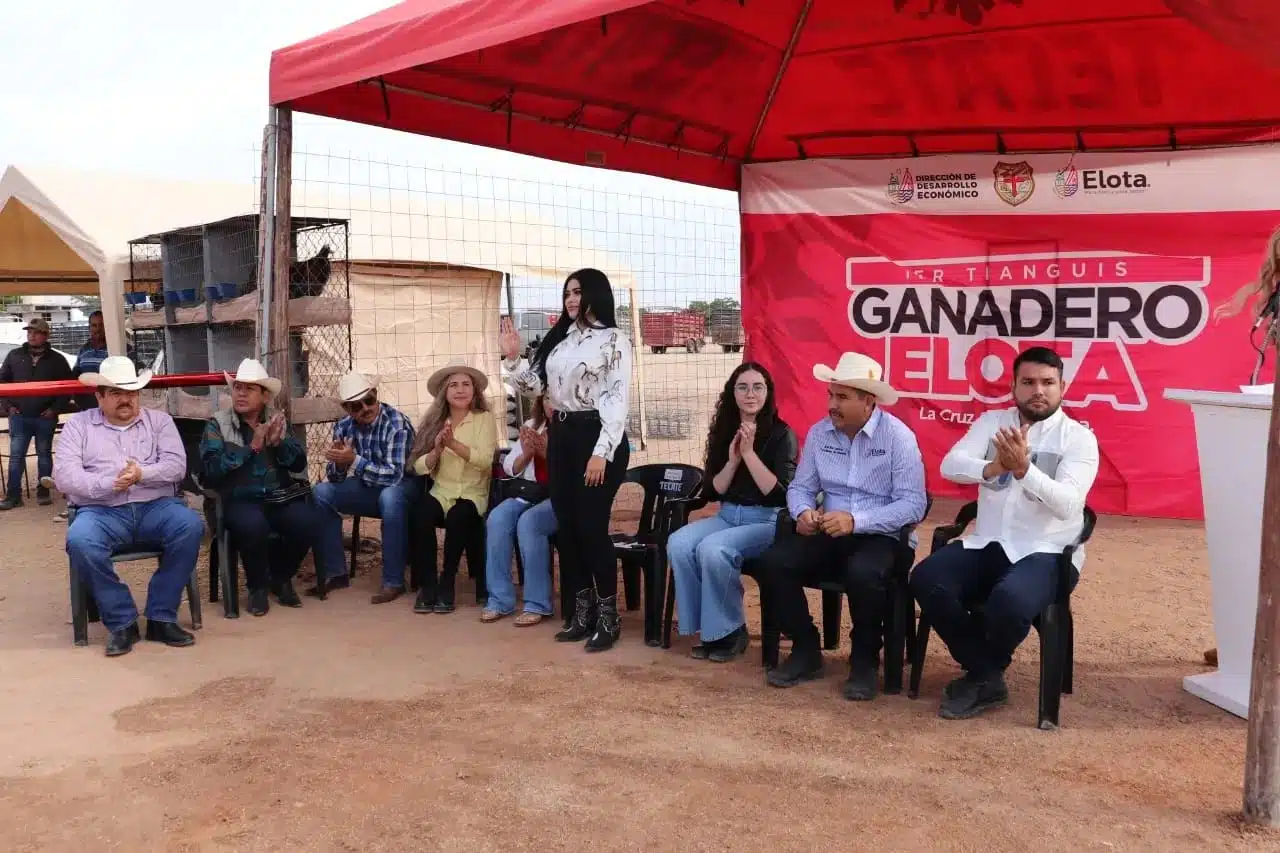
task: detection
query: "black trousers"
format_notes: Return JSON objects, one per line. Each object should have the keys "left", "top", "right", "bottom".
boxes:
{"left": 547, "top": 412, "right": 629, "bottom": 598}
{"left": 223, "top": 498, "right": 319, "bottom": 592}
{"left": 910, "top": 541, "right": 1074, "bottom": 678}
{"left": 756, "top": 528, "right": 899, "bottom": 665}
{"left": 412, "top": 495, "right": 483, "bottom": 603}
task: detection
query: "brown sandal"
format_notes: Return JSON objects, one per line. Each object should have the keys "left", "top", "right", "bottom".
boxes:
{"left": 480, "top": 610, "right": 508, "bottom": 623}
{"left": 513, "top": 612, "right": 544, "bottom": 627}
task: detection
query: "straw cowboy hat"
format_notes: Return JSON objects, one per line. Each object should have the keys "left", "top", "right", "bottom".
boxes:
{"left": 427, "top": 359, "right": 489, "bottom": 398}
{"left": 337, "top": 371, "right": 379, "bottom": 403}
{"left": 78, "top": 355, "right": 153, "bottom": 392}
{"left": 812, "top": 352, "right": 899, "bottom": 405}
{"left": 224, "top": 358, "right": 282, "bottom": 397}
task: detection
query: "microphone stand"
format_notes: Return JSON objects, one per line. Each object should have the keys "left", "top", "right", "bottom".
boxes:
{"left": 1251, "top": 318, "right": 1277, "bottom": 386}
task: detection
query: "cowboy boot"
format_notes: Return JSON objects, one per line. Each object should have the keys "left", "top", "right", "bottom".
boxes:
{"left": 555, "top": 589, "right": 597, "bottom": 642}
{"left": 584, "top": 594, "right": 621, "bottom": 652}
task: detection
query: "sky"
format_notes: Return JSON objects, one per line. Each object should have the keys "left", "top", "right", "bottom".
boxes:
{"left": 0, "top": 0, "right": 741, "bottom": 308}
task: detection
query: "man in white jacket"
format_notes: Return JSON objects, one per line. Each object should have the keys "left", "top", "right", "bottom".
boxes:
{"left": 910, "top": 346, "right": 1099, "bottom": 720}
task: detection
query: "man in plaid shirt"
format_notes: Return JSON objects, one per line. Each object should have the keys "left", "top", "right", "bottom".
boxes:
{"left": 311, "top": 371, "right": 418, "bottom": 603}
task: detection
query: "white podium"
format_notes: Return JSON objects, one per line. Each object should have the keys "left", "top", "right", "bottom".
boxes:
{"left": 1164, "top": 388, "right": 1273, "bottom": 718}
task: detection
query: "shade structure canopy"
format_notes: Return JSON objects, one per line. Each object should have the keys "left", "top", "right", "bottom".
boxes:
{"left": 269, "top": 0, "right": 1280, "bottom": 191}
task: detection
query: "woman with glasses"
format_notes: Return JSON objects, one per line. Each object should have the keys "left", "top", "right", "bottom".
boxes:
{"left": 666, "top": 362, "right": 798, "bottom": 662}
{"left": 499, "top": 268, "right": 631, "bottom": 652}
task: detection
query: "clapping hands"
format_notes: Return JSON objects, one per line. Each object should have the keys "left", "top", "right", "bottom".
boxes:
{"left": 112, "top": 459, "right": 142, "bottom": 492}
{"left": 435, "top": 420, "right": 454, "bottom": 450}
{"left": 264, "top": 413, "right": 286, "bottom": 447}
{"left": 520, "top": 425, "right": 546, "bottom": 457}
{"left": 736, "top": 421, "right": 757, "bottom": 461}
{"left": 324, "top": 438, "right": 356, "bottom": 469}
{"left": 992, "top": 424, "right": 1031, "bottom": 478}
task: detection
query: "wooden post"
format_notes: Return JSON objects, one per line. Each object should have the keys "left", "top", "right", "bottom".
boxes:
{"left": 1245, "top": 327, "right": 1280, "bottom": 826}
{"left": 254, "top": 125, "right": 274, "bottom": 361}
{"left": 270, "top": 108, "right": 293, "bottom": 421}
{"left": 628, "top": 287, "right": 648, "bottom": 451}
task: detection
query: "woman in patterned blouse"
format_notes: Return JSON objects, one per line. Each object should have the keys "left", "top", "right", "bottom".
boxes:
{"left": 500, "top": 268, "right": 632, "bottom": 652}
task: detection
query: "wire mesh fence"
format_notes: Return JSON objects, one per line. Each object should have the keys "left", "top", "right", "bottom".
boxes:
{"left": 282, "top": 148, "right": 744, "bottom": 477}
{"left": 47, "top": 323, "right": 164, "bottom": 371}
{"left": 124, "top": 209, "right": 351, "bottom": 479}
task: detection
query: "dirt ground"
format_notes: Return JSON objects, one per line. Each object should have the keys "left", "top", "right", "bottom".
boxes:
{"left": 1, "top": 481, "right": 1276, "bottom": 853}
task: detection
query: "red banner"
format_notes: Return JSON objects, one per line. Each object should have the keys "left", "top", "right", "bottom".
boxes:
{"left": 741, "top": 147, "right": 1280, "bottom": 519}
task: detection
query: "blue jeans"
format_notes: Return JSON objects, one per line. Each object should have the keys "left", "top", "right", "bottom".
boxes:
{"left": 313, "top": 476, "right": 416, "bottom": 588}
{"left": 484, "top": 498, "right": 559, "bottom": 615}
{"left": 66, "top": 496, "right": 204, "bottom": 632}
{"left": 667, "top": 502, "right": 780, "bottom": 642}
{"left": 7, "top": 414, "right": 55, "bottom": 500}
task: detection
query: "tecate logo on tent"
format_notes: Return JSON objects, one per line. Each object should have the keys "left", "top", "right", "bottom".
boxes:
{"left": 1055, "top": 163, "right": 1150, "bottom": 197}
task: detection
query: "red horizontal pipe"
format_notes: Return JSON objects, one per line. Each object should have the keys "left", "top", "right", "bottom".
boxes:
{"left": 1, "top": 373, "right": 226, "bottom": 398}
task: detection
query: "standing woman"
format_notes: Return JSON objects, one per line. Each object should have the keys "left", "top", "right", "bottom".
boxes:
{"left": 500, "top": 268, "right": 632, "bottom": 652}
{"left": 666, "top": 363, "right": 798, "bottom": 661}
{"left": 407, "top": 361, "right": 498, "bottom": 613}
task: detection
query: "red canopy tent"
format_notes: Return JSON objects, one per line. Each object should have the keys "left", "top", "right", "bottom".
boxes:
{"left": 269, "top": 0, "right": 1280, "bottom": 191}
{"left": 270, "top": 2, "right": 1280, "bottom": 815}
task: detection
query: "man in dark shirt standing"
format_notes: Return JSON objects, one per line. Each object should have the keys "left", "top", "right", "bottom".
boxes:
{"left": 0, "top": 318, "right": 73, "bottom": 508}
{"left": 70, "top": 310, "right": 141, "bottom": 412}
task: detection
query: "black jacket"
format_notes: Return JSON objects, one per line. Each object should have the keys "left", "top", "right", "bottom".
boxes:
{"left": 0, "top": 344, "right": 74, "bottom": 418}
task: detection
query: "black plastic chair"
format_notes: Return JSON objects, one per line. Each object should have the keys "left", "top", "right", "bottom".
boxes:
{"left": 737, "top": 499, "right": 929, "bottom": 694}
{"left": 610, "top": 463, "right": 704, "bottom": 647}
{"left": 205, "top": 489, "right": 289, "bottom": 619}
{"left": 908, "top": 501, "right": 1098, "bottom": 729}
{"left": 67, "top": 505, "right": 204, "bottom": 645}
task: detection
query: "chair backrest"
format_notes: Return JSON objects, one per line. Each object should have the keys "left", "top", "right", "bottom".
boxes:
{"left": 931, "top": 499, "right": 1097, "bottom": 556}
{"left": 623, "top": 463, "right": 704, "bottom": 542}
{"left": 173, "top": 416, "right": 209, "bottom": 495}
{"left": 1079, "top": 506, "right": 1098, "bottom": 545}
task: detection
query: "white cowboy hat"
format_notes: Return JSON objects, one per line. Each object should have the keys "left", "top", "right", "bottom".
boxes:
{"left": 337, "top": 371, "right": 378, "bottom": 403}
{"left": 427, "top": 359, "right": 489, "bottom": 398}
{"left": 78, "top": 356, "right": 153, "bottom": 391}
{"left": 224, "top": 358, "right": 282, "bottom": 397}
{"left": 812, "top": 352, "right": 900, "bottom": 405}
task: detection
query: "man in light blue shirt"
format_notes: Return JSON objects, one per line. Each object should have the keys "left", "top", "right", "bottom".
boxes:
{"left": 756, "top": 353, "right": 927, "bottom": 700}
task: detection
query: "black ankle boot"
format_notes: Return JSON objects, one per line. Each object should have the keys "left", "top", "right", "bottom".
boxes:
{"left": 584, "top": 594, "right": 620, "bottom": 652}
{"left": 555, "top": 589, "right": 597, "bottom": 642}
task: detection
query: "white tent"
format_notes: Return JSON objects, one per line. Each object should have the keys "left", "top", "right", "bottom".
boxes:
{"left": 0, "top": 165, "right": 255, "bottom": 354}
{"left": 0, "top": 165, "right": 637, "bottom": 358}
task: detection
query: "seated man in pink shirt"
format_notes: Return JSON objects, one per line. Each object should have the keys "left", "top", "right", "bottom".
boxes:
{"left": 53, "top": 357, "right": 204, "bottom": 657}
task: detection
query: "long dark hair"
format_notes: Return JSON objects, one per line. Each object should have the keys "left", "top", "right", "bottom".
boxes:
{"left": 530, "top": 268, "right": 618, "bottom": 385}
{"left": 704, "top": 362, "right": 778, "bottom": 477}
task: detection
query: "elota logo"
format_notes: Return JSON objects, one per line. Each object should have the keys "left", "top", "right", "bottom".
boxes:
{"left": 1081, "top": 168, "right": 1149, "bottom": 193}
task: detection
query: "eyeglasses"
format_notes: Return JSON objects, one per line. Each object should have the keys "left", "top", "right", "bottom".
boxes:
{"left": 342, "top": 394, "right": 377, "bottom": 413}
{"left": 734, "top": 383, "right": 767, "bottom": 396}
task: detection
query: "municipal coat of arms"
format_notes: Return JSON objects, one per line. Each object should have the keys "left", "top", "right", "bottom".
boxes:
{"left": 993, "top": 161, "right": 1035, "bottom": 207}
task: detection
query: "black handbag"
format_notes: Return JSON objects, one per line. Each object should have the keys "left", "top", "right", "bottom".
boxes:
{"left": 262, "top": 479, "right": 312, "bottom": 505}
{"left": 500, "top": 477, "right": 549, "bottom": 505}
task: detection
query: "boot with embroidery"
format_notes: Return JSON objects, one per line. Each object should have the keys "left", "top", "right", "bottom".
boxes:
{"left": 584, "top": 594, "right": 620, "bottom": 652}
{"left": 555, "top": 588, "right": 597, "bottom": 642}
